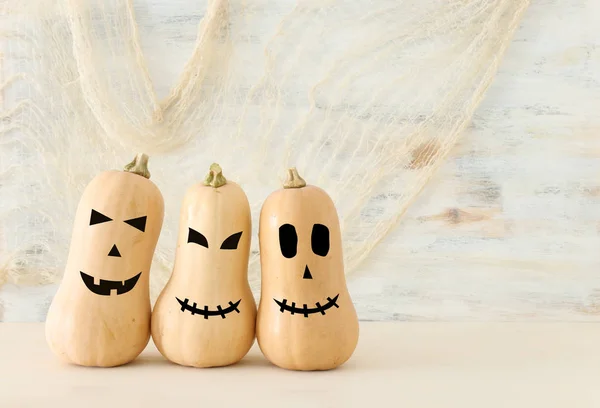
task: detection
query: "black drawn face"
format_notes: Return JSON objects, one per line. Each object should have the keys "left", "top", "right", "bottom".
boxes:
{"left": 278, "top": 223, "right": 330, "bottom": 279}
{"left": 273, "top": 222, "right": 340, "bottom": 318}
{"left": 177, "top": 297, "right": 242, "bottom": 319}
{"left": 187, "top": 228, "right": 243, "bottom": 250}
{"left": 80, "top": 209, "right": 147, "bottom": 296}
{"left": 274, "top": 295, "right": 339, "bottom": 318}
{"left": 174, "top": 227, "right": 245, "bottom": 319}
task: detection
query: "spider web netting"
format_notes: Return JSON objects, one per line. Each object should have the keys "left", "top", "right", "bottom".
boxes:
{"left": 0, "top": 0, "right": 530, "bottom": 299}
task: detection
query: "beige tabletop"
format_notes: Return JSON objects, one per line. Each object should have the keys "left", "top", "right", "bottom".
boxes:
{"left": 1, "top": 322, "right": 600, "bottom": 407}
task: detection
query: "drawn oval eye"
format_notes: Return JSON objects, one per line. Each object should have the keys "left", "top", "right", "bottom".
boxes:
{"left": 279, "top": 224, "right": 297, "bottom": 259}
{"left": 124, "top": 216, "right": 147, "bottom": 232}
{"left": 188, "top": 227, "right": 208, "bottom": 248}
{"left": 221, "top": 232, "right": 242, "bottom": 250}
{"left": 311, "top": 224, "right": 330, "bottom": 257}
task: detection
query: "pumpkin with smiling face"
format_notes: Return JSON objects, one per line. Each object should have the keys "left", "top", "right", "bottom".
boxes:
{"left": 45, "top": 153, "right": 164, "bottom": 367}
{"left": 256, "top": 168, "right": 359, "bottom": 371}
{"left": 151, "top": 163, "right": 256, "bottom": 368}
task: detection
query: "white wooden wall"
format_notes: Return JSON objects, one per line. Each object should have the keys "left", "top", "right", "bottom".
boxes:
{"left": 1, "top": 0, "right": 599, "bottom": 321}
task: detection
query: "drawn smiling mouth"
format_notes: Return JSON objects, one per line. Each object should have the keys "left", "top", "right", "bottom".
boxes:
{"left": 176, "top": 297, "right": 242, "bottom": 319}
{"left": 273, "top": 294, "right": 340, "bottom": 318}
{"left": 80, "top": 271, "right": 141, "bottom": 296}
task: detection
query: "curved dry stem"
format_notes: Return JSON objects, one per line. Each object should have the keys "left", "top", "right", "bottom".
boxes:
{"left": 203, "top": 162, "right": 227, "bottom": 188}
{"left": 123, "top": 153, "right": 151, "bottom": 179}
{"left": 283, "top": 167, "right": 306, "bottom": 189}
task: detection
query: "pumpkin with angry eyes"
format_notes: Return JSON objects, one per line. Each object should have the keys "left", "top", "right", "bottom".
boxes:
{"left": 45, "top": 153, "right": 164, "bottom": 367}
{"left": 256, "top": 168, "right": 359, "bottom": 371}
{"left": 151, "top": 163, "right": 256, "bottom": 368}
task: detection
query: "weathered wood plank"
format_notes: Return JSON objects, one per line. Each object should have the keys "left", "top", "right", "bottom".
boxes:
{"left": 347, "top": 0, "right": 600, "bottom": 321}
{"left": 1, "top": 0, "right": 598, "bottom": 321}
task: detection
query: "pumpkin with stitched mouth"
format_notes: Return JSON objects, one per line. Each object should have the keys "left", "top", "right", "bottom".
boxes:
{"left": 256, "top": 168, "right": 359, "bottom": 371}
{"left": 151, "top": 164, "right": 256, "bottom": 368}
{"left": 45, "top": 153, "right": 164, "bottom": 367}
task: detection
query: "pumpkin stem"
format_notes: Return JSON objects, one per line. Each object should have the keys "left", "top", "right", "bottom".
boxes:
{"left": 283, "top": 167, "right": 306, "bottom": 189}
{"left": 123, "top": 153, "right": 151, "bottom": 179}
{"left": 203, "top": 163, "right": 227, "bottom": 188}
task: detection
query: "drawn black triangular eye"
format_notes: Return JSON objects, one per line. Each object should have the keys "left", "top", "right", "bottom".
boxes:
{"left": 220, "top": 232, "right": 243, "bottom": 250}
{"left": 188, "top": 227, "right": 208, "bottom": 248}
{"left": 279, "top": 224, "right": 298, "bottom": 258}
{"left": 124, "top": 216, "right": 147, "bottom": 232}
{"left": 311, "top": 224, "right": 330, "bottom": 257}
{"left": 90, "top": 209, "right": 112, "bottom": 226}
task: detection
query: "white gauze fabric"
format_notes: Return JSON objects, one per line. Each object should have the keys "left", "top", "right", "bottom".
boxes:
{"left": 0, "top": 0, "right": 530, "bottom": 300}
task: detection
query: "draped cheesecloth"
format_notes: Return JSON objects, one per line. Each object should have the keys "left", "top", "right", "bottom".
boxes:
{"left": 0, "top": 0, "right": 530, "bottom": 300}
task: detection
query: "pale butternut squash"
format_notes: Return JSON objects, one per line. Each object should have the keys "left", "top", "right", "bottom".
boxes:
{"left": 45, "top": 153, "right": 164, "bottom": 367}
{"left": 256, "top": 168, "right": 359, "bottom": 371}
{"left": 151, "top": 163, "right": 256, "bottom": 368}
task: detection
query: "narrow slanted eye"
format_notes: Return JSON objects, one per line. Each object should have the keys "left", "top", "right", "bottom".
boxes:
{"left": 188, "top": 227, "right": 208, "bottom": 248}
{"left": 311, "top": 224, "right": 330, "bottom": 257}
{"left": 279, "top": 224, "right": 298, "bottom": 259}
{"left": 220, "top": 232, "right": 243, "bottom": 250}
{"left": 124, "top": 216, "right": 147, "bottom": 232}
{"left": 90, "top": 209, "right": 112, "bottom": 226}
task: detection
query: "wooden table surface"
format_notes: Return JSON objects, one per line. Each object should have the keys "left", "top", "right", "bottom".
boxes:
{"left": 2, "top": 322, "right": 600, "bottom": 407}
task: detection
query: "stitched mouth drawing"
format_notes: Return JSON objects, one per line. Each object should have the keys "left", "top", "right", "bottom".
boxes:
{"left": 273, "top": 294, "right": 340, "bottom": 318}
{"left": 80, "top": 271, "right": 141, "bottom": 296}
{"left": 176, "top": 297, "right": 242, "bottom": 319}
